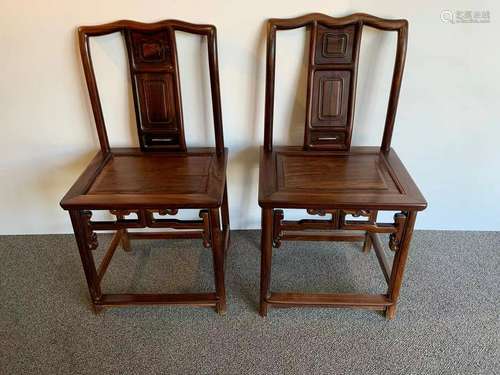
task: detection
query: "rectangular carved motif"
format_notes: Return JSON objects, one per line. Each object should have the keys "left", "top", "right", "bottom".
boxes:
{"left": 320, "top": 78, "right": 341, "bottom": 117}
{"left": 128, "top": 30, "right": 172, "bottom": 69}
{"left": 315, "top": 24, "right": 356, "bottom": 65}
{"left": 311, "top": 70, "right": 350, "bottom": 128}
{"left": 135, "top": 73, "right": 176, "bottom": 128}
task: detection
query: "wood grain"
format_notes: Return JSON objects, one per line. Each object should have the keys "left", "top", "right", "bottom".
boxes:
{"left": 260, "top": 146, "right": 426, "bottom": 211}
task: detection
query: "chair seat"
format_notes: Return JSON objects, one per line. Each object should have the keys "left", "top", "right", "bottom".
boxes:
{"left": 61, "top": 147, "right": 227, "bottom": 210}
{"left": 258, "top": 146, "right": 426, "bottom": 211}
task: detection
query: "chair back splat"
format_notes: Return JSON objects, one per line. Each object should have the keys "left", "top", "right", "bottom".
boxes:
{"left": 78, "top": 20, "right": 225, "bottom": 154}
{"left": 263, "top": 13, "right": 408, "bottom": 152}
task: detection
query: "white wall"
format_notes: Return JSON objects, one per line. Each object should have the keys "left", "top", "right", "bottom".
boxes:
{"left": 0, "top": 0, "right": 499, "bottom": 234}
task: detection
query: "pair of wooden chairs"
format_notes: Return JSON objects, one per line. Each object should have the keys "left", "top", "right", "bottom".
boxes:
{"left": 60, "top": 13, "right": 427, "bottom": 319}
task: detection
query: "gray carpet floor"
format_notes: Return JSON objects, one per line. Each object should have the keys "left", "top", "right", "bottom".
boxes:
{"left": 0, "top": 230, "right": 498, "bottom": 374}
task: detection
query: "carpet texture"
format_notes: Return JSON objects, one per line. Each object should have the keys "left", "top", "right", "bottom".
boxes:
{"left": 0, "top": 230, "right": 498, "bottom": 374}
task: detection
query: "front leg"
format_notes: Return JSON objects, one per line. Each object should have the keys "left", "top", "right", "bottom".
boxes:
{"left": 209, "top": 208, "right": 226, "bottom": 315}
{"left": 68, "top": 210, "right": 102, "bottom": 310}
{"left": 386, "top": 211, "right": 417, "bottom": 320}
{"left": 260, "top": 208, "right": 274, "bottom": 317}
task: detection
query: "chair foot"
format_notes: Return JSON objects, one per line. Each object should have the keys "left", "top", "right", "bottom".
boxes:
{"left": 385, "top": 305, "right": 397, "bottom": 320}
{"left": 92, "top": 303, "right": 104, "bottom": 315}
{"left": 216, "top": 302, "right": 226, "bottom": 315}
{"left": 259, "top": 301, "right": 268, "bottom": 317}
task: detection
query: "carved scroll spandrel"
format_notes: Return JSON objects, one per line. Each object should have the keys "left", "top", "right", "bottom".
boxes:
{"left": 389, "top": 212, "right": 408, "bottom": 252}
{"left": 81, "top": 210, "right": 98, "bottom": 250}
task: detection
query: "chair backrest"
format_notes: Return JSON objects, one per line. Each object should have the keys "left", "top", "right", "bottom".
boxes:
{"left": 263, "top": 13, "right": 408, "bottom": 152}
{"left": 78, "top": 20, "right": 224, "bottom": 154}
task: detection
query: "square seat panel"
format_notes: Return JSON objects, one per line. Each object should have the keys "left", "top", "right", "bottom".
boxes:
{"left": 259, "top": 146, "right": 426, "bottom": 211}
{"left": 61, "top": 148, "right": 227, "bottom": 210}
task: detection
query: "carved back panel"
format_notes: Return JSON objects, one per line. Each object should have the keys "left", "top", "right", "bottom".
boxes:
{"left": 306, "top": 22, "right": 361, "bottom": 150}
{"left": 78, "top": 20, "right": 225, "bottom": 154}
{"left": 125, "top": 28, "right": 185, "bottom": 150}
{"left": 263, "top": 13, "right": 408, "bottom": 152}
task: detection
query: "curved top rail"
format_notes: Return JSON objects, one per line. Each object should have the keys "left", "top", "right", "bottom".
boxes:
{"left": 77, "top": 19, "right": 224, "bottom": 154}
{"left": 268, "top": 12, "right": 407, "bottom": 31}
{"left": 263, "top": 12, "right": 409, "bottom": 152}
{"left": 78, "top": 19, "right": 215, "bottom": 37}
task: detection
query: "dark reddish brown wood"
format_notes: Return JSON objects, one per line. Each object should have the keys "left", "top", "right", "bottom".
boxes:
{"left": 259, "top": 13, "right": 425, "bottom": 319}
{"left": 267, "top": 293, "right": 391, "bottom": 308}
{"left": 259, "top": 208, "right": 273, "bottom": 317}
{"left": 386, "top": 211, "right": 417, "bottom": 319}
{"left": 369, "top": 232, "right": 391, "bottom": 284}
{"left": 209, "top": 207, "right": 226, "bottom": 314}
{"left": 362, "top": 211, "right": 378, "bottom": 252}
{"left": 96, "top": 231, "right": 121, "bottom": 282}
{"left": 120, "top": 229, "right": 132, "bottom": 252}
{"left": 98, "top": 293, "right": 218, "bottom": 306}
{"left": 263, "top": 13, "right": 408, "bottom": 152}
{"left": 125, "top": 27, "right": 186, "bottom": 151}
{"left": 199, "top": 210, "right": 212, "bottom": 248}
{"left": 259, "top": 146, "right": 426, "bottom": 211}
{"left": 62, "top": 149, "right": 227, "bottom": 210}
{"left": 271, "top": 209, "right": 284, "bottom": 247}
{"left": 63, "top": 19, "right": 229, "bottom": 314}
{"left": 78, "top": 19, "right": 225, "bottom": 154}
{"left": 279, "top": 231, "right": 365, "bottom": 242}
{"left": 220, "top": 182, "right": 230, "bottom": 259}
{"left": 128, "top": 231, "right": 203, "bottom": 240}
{"left": 381, "top": 23, "right": 408, "bottom": 152}
{"left": 69, "top": 210, "right": 102, "bottom": 302}
{"left": 305, "top": 21, "right": 361, "bottom": 150}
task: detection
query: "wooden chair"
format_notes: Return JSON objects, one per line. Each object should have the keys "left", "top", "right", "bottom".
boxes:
{"left": 258, "top": 13, "right": 427, "bottom": 319}
{"left": 60, "top": 20, "right": 229, "bottom": 314}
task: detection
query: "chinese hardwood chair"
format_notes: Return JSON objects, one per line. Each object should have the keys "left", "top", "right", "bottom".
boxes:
{"left": 258, "top": 13, "right": 427, "bottom": 319}
{"left": 60, "top": 20, "right": 229, "bottom": 314}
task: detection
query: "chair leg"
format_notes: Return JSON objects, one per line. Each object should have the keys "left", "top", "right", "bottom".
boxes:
{"left": 221, "top": 180, "right": 230, "bottom": 258}
{"left": 362, "top": 232, "right": 372, "bottom": 253}
{"left": 221, "top": 180, "right": 230, "bottom": 231}
{"left": 120, "top": 229, "right": 132, "bottom": 252}
{"left": 386, "top": 211, "right": 417, "bottom": 320}
{"left": 69, "top": 210, "right": 102, "bottom": 310}
{"left": 362, "top": 211, "right": 378, "bottom": 253}
{"left": 209, "top": 208, "right": 226, "bottom": 315}
{"left": 114, "top": 215, "right": 132, "bottom": 252}
{"left": 260, "top": 208, "right": 273, "bottom": 317}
